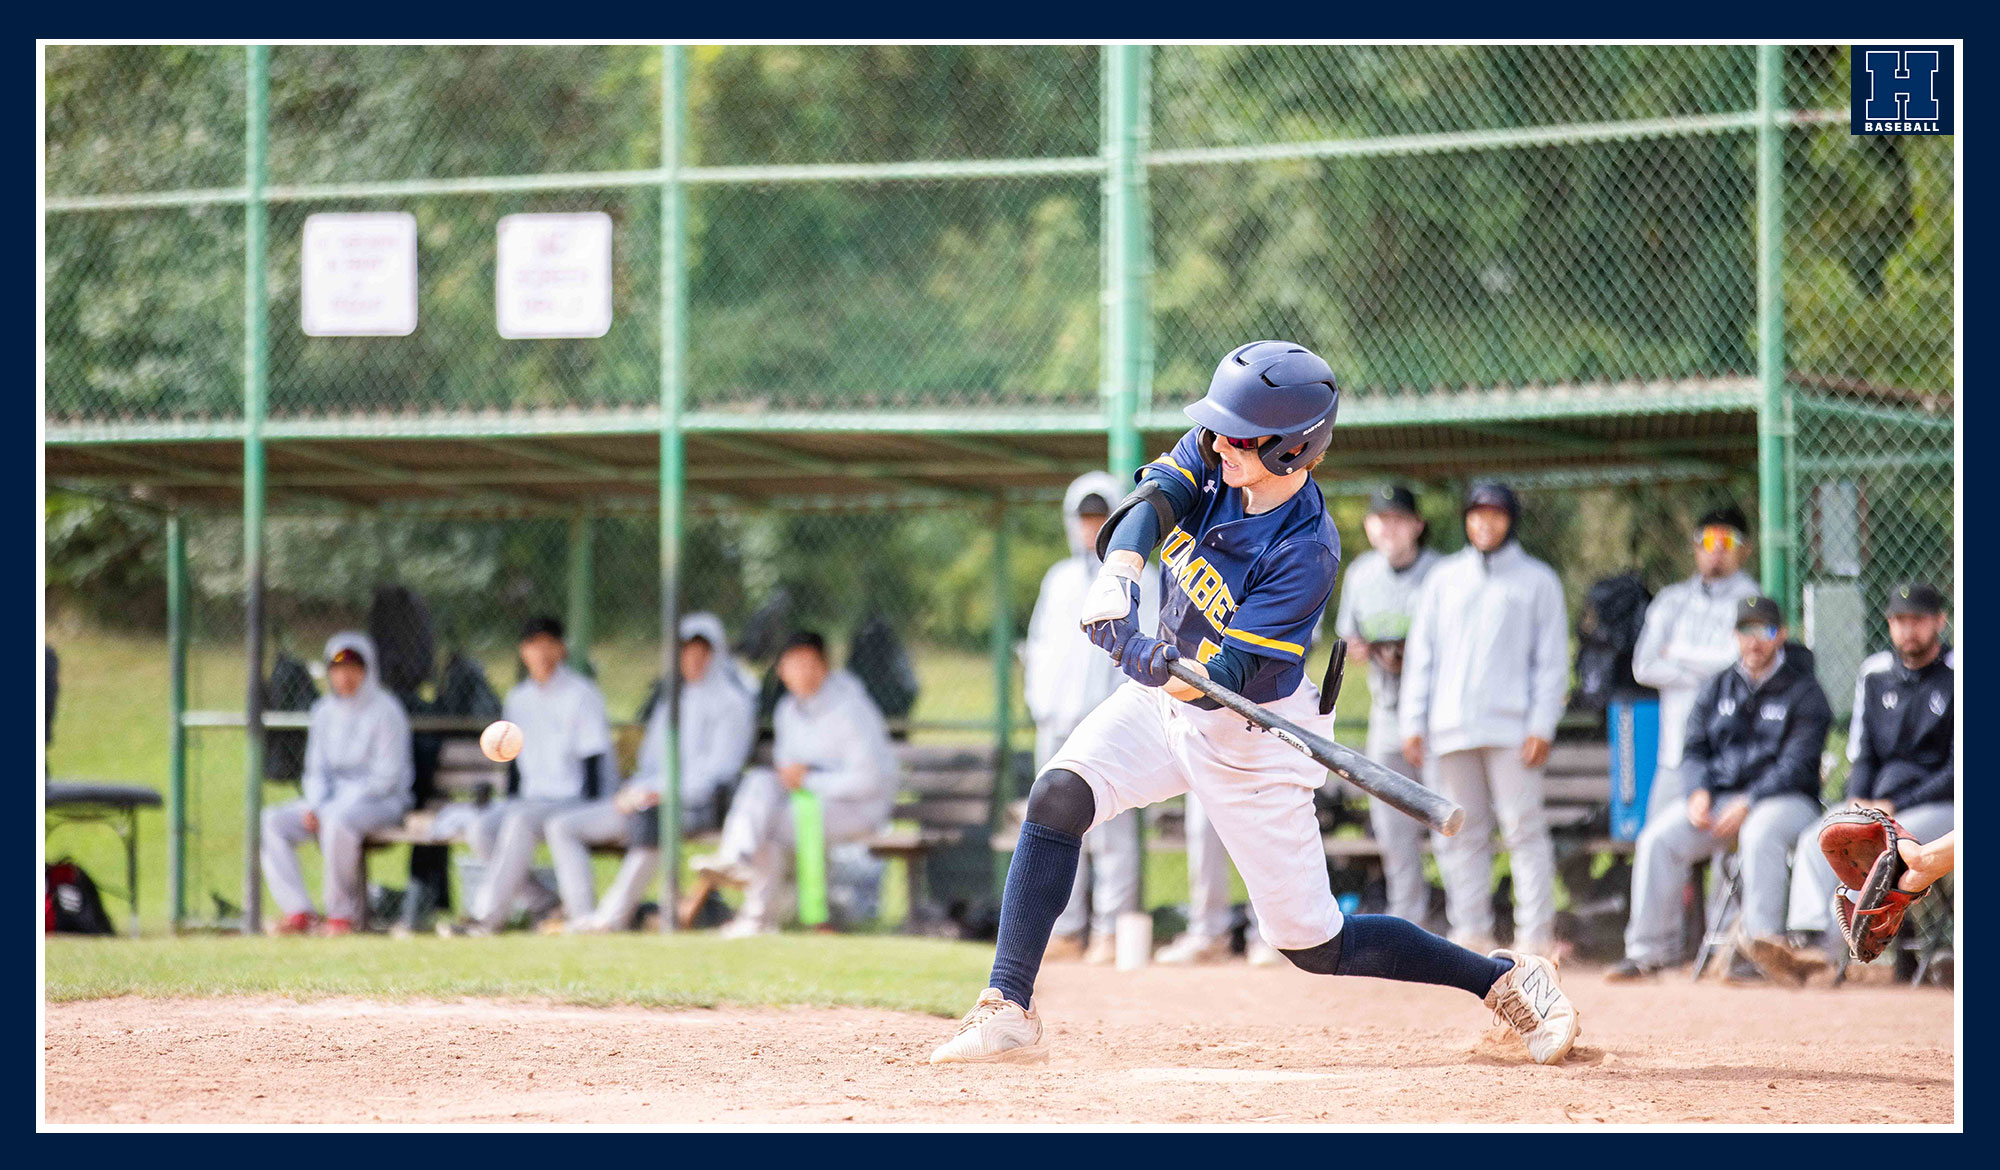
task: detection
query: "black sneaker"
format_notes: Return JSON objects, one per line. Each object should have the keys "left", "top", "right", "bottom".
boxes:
{"left": 1604, "top": 958, "right": 1666, "bottom": 982}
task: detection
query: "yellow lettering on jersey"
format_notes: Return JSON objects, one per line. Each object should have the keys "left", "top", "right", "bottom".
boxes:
{"left": 1161, "top": 528, "right": 1195, "bottom": 573}
{"left": 1175, "top": 555, "right": 1208, "bottom": 595}
{"left": 1203, "top": 583, "right": 1237, "bottom": 632}
{"left": 1188, "top": 564, "right": 1222, "bottom": 611}
{"left": 1197, "top": 638, "right": 1222, "bottom": 664}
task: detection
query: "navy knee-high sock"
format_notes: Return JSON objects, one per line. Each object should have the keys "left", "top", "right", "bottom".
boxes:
{"left": 987, "top": 821, "right": 1083, "bottom": 1008}
{"left": 1282, "top": 914, "right": 1513, "bottom": 998}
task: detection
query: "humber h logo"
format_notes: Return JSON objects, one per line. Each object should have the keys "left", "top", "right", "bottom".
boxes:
{"left": 1852, "top": 46, "right": 1955, "bottom": 136}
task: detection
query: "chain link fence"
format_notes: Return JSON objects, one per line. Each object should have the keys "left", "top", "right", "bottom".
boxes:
{"left": 45, "top": 44, "right": 1954, "bottom": 926}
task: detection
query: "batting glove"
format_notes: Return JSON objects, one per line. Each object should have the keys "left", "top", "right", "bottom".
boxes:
{"left": 1116, "top": 634, "right": 1181, "bottom": 687}
{"left": 1080, "top": 562, "right": 1142, "bottom": 658}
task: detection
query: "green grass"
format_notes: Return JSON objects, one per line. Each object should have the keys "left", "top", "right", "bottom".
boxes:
{"left": 44, "top": 932, "right": 994, "bottom": 1016}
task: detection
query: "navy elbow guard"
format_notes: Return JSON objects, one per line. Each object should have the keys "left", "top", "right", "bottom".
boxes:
{"left": 1096, "top": 480, "right": 1183, "bottom": 561}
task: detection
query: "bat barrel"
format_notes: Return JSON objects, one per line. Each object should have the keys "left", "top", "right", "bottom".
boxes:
{"left": 1166, "top": 659, "right": 1466, "bottom": 837}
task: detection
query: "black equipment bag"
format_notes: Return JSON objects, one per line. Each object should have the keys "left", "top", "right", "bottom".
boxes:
{"left": 263, "top": 653, "right": 319, "bottom": 781}
{"left": 369, "top": 585, "right": 436, "bottom": 697}
{"left": 45, "top": 859, "right": 115, "bottom": 935}
{"left": 1574, "top": 572, "right": 1656, "bottom": 710}
{"left": 847, "top": 612, "right": 919, "bottom": 724}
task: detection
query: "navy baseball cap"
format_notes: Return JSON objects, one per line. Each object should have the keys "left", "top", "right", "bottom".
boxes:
{"left": 1368, "top": 484, "right": 1421, "bottom": 518}
{"left": 1735, "top": 595, "right": 1785, "bottom": 631}
{"left": 1884, "top": 581, "right": 1946, "bottom": 616}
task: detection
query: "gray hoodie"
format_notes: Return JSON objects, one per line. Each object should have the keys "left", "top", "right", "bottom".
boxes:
{"left": 627, "top": 612, "right": 758, "bottom": 805}
{"left": 301, "top": 631, "right": 415, "bottom": 810}
{"left": 776, "top": 668, "right": 895, "bottom": 820}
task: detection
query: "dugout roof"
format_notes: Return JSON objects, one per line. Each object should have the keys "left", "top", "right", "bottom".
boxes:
{"left": 45, "top": 378, "right": 1777, "bottom": 518}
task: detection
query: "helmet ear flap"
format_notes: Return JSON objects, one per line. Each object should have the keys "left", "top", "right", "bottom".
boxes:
{"left": 1198, "top": 429, "right": 1220, "bottom": 467}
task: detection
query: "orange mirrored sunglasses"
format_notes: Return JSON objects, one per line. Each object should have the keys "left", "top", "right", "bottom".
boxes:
{"left": 1698, "top": 526, "right": 1743, "bottom": 552}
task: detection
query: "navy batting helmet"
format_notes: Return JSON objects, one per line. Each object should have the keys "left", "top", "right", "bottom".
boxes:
{"left": 1184, "top": 340, "right": 1340, "bottom": 477}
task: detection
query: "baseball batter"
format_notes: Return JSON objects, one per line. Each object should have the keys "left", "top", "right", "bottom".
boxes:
{"left": 930, "top": 341, "right": 1580, "bottom": 1067}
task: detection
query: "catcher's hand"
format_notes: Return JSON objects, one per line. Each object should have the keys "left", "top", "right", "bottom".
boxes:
{"left": 1819, "top": 806, "right": 1929, "bottom": 963}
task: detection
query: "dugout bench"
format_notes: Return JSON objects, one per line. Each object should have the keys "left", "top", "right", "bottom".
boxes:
{"left": 352, "top": 723, "right": 1024, "bottom": 933}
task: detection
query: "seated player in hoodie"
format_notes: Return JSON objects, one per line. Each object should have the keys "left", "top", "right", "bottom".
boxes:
{"left": 691, "top": 631, "right": 896, "bottom": 938}
{"left": 545, "top": 612, "right": 757, "bottom": 932}
{"left": 445, "top": 615, "right": 616, "bottom": 935}
{"left": 261, "top": 631, "right": 415, "bottom": 935}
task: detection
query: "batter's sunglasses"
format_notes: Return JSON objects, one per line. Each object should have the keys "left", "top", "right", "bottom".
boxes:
{"left": 1218, "top": 434, "right": 1271, "bottom": 449}
{"left": 1699, "top": 526, "right": 1744, "bottom": 552}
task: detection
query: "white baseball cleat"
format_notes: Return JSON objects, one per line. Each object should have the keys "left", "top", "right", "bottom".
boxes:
{"left": 1484, "top": 949, "right": 1581, "bottom": 1065}
{"left": 1154, "top": 932, "right": 1233, "bottom": 965}
{"left": 928, "top": 988, "right": 1050, "bottom": 1065}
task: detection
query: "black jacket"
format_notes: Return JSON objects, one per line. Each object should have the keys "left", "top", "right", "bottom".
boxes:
{"left": 1683, "top": 645, "right": 1831, "bottom": 803}
{"left": 1846, "top": 649, "right": 1954, "bottom": 809}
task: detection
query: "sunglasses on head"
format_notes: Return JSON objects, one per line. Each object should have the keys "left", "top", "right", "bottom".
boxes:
{"left": 1739, "top": 623, "right": 1780, "bottom": 641}
{"left": 1699, "top": 526, "right": 1743, "bottom": 552}
{"left": 1218, "top": 434, "right": 1270, "bottom": 450}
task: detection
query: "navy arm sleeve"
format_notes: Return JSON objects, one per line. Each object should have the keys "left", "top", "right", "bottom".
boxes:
{"left": 1106, "top": 429, "right": 1209, "bottom": 557}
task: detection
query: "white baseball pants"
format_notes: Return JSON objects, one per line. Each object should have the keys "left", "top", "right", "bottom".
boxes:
{"left": 468, "top": 797, "right": 586, "bottom": 929}
{"left": 715, "top": 768, "right": 885, "bottom": 931}
{"left": 260, "top": 794, "right": 408, "bottom": 921}
{"left": 1425, "top": 745, "right": 1557, "bottom": 952}
{"left": 1046, "top": 680, "right": 1343, "bottom": 952}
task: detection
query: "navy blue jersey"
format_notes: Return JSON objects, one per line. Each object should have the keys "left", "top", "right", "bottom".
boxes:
{"left": 1138, "top": 428, "right": 1341, "bottom": 703}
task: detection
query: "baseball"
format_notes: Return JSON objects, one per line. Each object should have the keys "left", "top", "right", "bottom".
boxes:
{"left": 479, "top": 720, "right": 523, "bottom": 762}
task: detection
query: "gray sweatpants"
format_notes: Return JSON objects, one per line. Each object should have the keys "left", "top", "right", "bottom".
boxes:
{"left": 1365, "top": 719, "right": 1431, "bottom": 924}
{"left": 545, "top": 796, "right": 715, "bottom": 928}
{"left": 468, "top": 797, "right": 586, "bottom": 929}
{"left": 1786, "top": 801, "right": 1954, "bottom": 933}
{"left": 1043, "top": 726, "right": 1142, "bottom": 941}
{"left": 261, "top": 794, "right": 409, "bottom": 922}
{"left": 1623, "top": 791, "right": 1820, "bottom": 964}
{"left": 716, "top": 768, "right": 885, "bottom": 931}
{"left": 1426, "top": 745, "right": 1557, "bottom": 951}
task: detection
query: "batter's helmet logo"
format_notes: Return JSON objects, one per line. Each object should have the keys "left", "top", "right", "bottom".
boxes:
{"left": 1852, "top": 46, "right": 1955, "bottom": 135}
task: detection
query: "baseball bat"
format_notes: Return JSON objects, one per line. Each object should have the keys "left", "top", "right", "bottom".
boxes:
{"left": 1166, "top": 660, "right": 1466, "bottom": 836}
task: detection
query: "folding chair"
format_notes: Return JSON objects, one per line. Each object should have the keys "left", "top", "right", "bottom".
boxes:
{"left": 1690, "top": 850, "right": 1742, "bottom": 981}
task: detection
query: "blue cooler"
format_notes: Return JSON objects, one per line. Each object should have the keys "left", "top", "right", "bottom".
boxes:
{"left": 1607, "top": 698, "right": 1660, "bottom": 841}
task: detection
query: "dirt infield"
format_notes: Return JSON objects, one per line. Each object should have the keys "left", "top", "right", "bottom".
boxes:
{"left": 45, "top": 961, "right": 1954, "bottom": 1125}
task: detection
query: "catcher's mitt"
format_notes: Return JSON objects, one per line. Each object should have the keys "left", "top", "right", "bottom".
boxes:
{"left": 1819, "top": 807, "right": 1928, "bottom": 963}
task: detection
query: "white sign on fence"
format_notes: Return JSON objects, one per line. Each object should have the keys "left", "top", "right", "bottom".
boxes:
{"left": 300, "top": 212, "right": 419, "bottom": 337}
{"left": 495, "top": 212, "right": 614, "bottom": 339}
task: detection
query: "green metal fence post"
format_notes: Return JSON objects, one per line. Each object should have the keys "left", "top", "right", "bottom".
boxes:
{"left": 657, "top": 43, "right": 689, "bottom": 931}
{"left": 988, "top": 498, "right": 1014, "bottom": 899}
{"left": 241, "top": 43, "right": 271, "bottom": 934}
{"left": 1755, "top": 43, "right": 1792, "bottom": 612}
{"left": 1101, "top": 44, "right": 1151, "bottom": 477}
{"left": 166, "top": 512, "right": 189, "bottom": 932}
{"left": 1101, "top": 44, "right": 1152, "bottom": 889}
{"left": 567, "top": 512, "right": 595, "bottom": 671}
